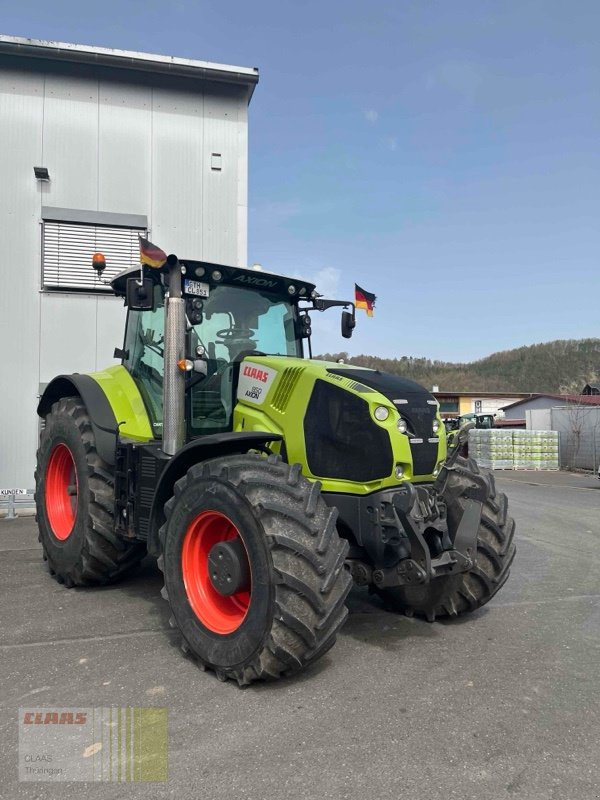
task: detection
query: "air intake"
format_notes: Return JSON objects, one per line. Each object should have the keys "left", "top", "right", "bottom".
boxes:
{"left": 270, "top": 367, "right": 304, "bottom": 413}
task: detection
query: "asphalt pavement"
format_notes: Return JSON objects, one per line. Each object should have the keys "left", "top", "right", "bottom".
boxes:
{"left": 1, "top": 471, "right": 599, "bottom": 800}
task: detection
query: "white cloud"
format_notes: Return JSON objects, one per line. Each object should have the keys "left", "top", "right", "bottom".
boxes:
{"left": 364, "top": 108, "right": 379, "bottom": 124}
{"left": 425, "top": 62, "right": 484, "bottom": 98}
{"left": 293, "top": 265, "right": 341, "bottom": 298}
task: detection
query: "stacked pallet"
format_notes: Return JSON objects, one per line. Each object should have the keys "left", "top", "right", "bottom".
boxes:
{"left": 468, "top": 429, "right": 514, "bottom": 470}
{"left": 512, "top": 429, "right": 559, "bottom": 470}
{"left": 467, "top": 429, "right": 560, "bottom": 470}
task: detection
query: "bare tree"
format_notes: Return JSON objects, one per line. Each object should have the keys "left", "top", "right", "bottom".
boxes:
{"left": 560, "top": 401, "right": 600, "bottom": 471}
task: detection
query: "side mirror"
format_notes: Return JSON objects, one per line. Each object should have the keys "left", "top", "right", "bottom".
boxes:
{"left": 341, "top": 310, "right": 355, "bottom": 339}
{"left": 126, "top": 277, "right": 154, "bottom": 311}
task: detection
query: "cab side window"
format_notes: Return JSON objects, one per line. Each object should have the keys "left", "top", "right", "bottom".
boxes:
{"left": 123, "top": 285, "right": 165, "bottom": 434}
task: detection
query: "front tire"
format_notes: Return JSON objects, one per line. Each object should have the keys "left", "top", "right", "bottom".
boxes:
{"left": 35, "top": 397, "right": 144, "bottom": 586}
{"left": 377, "top": 457, "right": 516, "bottom": 621}
{"left": 159, "top": 453, "right": 352, "bottom": 685}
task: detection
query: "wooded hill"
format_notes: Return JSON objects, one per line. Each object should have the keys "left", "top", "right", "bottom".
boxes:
{"left": 317, "top": 338, "right": 600, "bottom": 394}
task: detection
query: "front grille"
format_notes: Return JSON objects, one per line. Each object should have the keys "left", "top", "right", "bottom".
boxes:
{"left": 327, "top": 367, "right": 440, "bottom": 478}
{"left": 409, "top": 440, "right": 438, "bottom": 476}
{"left": 304, "top": 380, "right": 393, "bottom": 482}
{"left": 401, "top": 404, "right": 439, "bottom": 477}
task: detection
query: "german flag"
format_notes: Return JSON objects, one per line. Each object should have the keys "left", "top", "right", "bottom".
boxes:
{"left": 355, "top": 283, "right": 376, "bottom": 317}
{"left": 138, "top": 235, "right": 167, "bottom": 269}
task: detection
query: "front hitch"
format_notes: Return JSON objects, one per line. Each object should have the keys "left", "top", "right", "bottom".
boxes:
{"left": 370, "top": 472, "right": 483, "bottom": 590}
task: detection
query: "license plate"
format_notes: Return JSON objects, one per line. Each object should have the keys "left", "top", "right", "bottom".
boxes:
{"left": 184, "top": 279, "right": 209, "bottom": 298}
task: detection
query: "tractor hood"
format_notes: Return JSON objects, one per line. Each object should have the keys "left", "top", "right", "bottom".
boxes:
{"left": 326, "top": 367, "right": 435, "bottom": 403}
{"left": 233, "top": 356, "right": 445, "bottom": 493}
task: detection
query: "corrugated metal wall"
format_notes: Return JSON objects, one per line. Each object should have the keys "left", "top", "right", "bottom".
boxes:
{"left": 551, "top": 406, "right": 600, "bottom": 472}
{"left": 0, "top": 62, "right": 249, "bottom": 489}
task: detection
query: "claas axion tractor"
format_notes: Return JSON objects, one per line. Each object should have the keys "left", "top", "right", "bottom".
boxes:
{"left": 35, "top": 253, "right": 516, "bottom": 686}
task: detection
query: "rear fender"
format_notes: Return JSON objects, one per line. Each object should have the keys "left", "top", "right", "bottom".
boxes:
{"left": 38, "top": 375, "right": 120, "bottom": 465}
{"left": 38, "top": 367, "right": 154, "bottom": 466}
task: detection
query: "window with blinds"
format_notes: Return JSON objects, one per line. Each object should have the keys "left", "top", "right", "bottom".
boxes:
{"left": 42, "top": 221, "right": 146, "bottom": 292}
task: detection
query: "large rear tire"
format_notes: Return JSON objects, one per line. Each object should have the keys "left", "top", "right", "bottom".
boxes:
{"left": 35, "top": 397, "right": 145, "bottom": 586}
{"left": 377, "top": 457, "right": 516, "bottom": 621}
{"left": 158, "top": 453, "right": 352, "bottom": 685}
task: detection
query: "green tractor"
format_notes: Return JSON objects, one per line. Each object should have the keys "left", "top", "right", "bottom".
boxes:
{"left": 446, "top": 412, "right": 497, "bottom": 451}
{"left": 35, "top": 255, "right": 515, "bottom": 685}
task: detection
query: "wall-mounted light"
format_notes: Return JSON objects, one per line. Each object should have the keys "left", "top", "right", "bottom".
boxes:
{"left": 34, "top": 166, "right": 50, "bottom": 181}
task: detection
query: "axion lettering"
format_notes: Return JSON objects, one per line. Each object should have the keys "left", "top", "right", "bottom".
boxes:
{"left": 234, "top": 275, "right": 278, "bottom": 289}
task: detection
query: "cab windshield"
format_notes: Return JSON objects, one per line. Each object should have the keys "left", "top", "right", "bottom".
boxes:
{"left": 191, "top": 285, "right": 300, "bottom": 361}
{"left": 187, "top": 285, "right": 300, "bottom": 435}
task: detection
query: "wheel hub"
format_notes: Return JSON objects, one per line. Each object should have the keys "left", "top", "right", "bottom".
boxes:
{"left": 208, "top": 538, "right": 250, "bottom": 596}
{"left": 45, "top": 443, "right": 78, "bottom": 540}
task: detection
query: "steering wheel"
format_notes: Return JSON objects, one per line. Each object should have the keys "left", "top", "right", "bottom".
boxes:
{"left": 216, "top": 327, "right": 254, "bottom": 341}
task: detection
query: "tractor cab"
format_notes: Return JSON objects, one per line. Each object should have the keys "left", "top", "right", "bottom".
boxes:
{"left": 111, "top": 261, "right": 349, "bottom": 439}
{"left": 460, "top": 412, "right": 496, "bottom": 429}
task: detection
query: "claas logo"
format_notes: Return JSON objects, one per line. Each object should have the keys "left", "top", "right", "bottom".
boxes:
{"left": 23, "top": 711, "right": 88, "bottom": 725}
{"left": 242, "top": 365, "right": 269, "bottom": 383}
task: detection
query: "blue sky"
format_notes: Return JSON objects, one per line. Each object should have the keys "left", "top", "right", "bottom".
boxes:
{"left": 3, "top": 0, "right": 599, "bottom": 361}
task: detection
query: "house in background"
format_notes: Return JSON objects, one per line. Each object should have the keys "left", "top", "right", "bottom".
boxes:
{"left": 433, "top": 391, "right": 531, "bottom": 420}
{"left": 501, "top": 393, "right": 600, "bottom": 438}
{"left": 500, "top": 394, "right": 600, "bottom": 470}
{"left": 501, "top": 393, "right": 600, "bottom": 420}
{"left": 582, "top": 383, "right": 600, "bottom": 396}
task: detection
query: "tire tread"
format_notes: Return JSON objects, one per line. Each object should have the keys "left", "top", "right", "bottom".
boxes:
{"left": 35, "top": 397, "right": 144, "bottom": 586}
{"left": 158, "top": 453, "right": 351, "bottom": 686}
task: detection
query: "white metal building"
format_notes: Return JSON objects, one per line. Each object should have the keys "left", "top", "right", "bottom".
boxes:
{"left": 0, "top": 36, "right": 258, "bottom": 492}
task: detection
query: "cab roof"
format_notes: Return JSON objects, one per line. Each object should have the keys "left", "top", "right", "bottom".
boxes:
{"left": 111, "top": 261, "right": 316, "bottom": 303}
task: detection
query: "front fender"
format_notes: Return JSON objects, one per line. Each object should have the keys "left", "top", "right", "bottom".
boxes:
{"left": 147, "top": 431, "right": 282, "bottom": 556}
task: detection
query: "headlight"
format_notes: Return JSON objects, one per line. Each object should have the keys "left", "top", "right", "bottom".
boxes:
{"left": 374, "top": 406, "right": 389, "bottom": 422}
{"left": 396, "top": 417, "right": 407, "bottom": 434}
{"left": 394, "top": 465, "right": 404, "bottom": 480}
{"left": 432, "top": 419, "right": 441, "bottom": 434}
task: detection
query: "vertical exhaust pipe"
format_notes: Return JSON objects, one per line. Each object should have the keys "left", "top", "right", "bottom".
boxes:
{"left": 162, "top": 255, "right": 186, "bottom": 456}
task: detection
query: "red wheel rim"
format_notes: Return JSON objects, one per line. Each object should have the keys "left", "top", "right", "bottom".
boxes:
{"left": 45, "top": 443, "right": 78, "bottom": 540}
{"left": 181, "top": 510, "right": 251, "bottom": 634}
